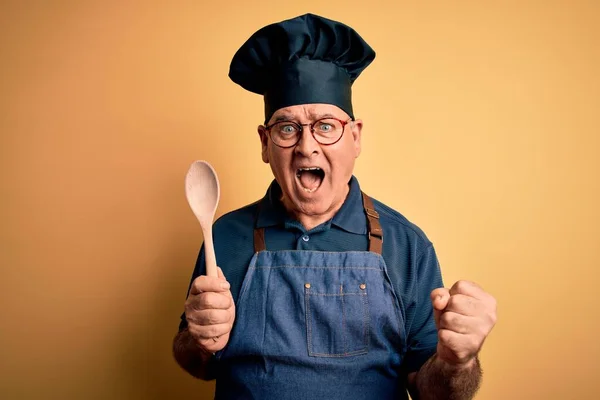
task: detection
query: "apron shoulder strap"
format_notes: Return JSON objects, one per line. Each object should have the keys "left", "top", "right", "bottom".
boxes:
{"left": 254, "top": 227, "right": 266, "bottom": 253}
{"left": 254, "top": 198, "right": 267, "bottom": 253}
{"left": 361, "top": 191, "right": 383, "bottom": 255}
{"left": 253, "top": 192, "right": 384, "bottom": 255}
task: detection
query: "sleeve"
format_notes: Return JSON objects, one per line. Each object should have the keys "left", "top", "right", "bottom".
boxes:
{"left": 178, "top": 243, "right": 206, "bottom": 332}
{"left": 402, "top": 243, "right": 444, "bottom": 373}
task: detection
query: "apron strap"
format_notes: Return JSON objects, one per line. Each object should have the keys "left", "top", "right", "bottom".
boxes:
{"left": 253, "top": 192, "right": 384, "bottom": 255}
{"left": 254, "top": 226, "right": 266, "bottom": 253}
{"left": 362, "top": 191, "right": 383, "bottom": 255}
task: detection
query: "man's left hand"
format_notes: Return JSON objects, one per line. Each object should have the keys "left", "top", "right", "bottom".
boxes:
{"left": 431, "top": 280, "right": 497, "bottom": 367}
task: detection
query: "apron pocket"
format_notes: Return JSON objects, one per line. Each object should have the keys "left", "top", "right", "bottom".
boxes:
{"left": 305, "top": 283, "right": 369, "bottom": 357}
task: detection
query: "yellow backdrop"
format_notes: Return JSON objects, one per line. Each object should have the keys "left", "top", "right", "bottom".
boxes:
{"left": 2, "top": 1, "right": 599, "bottom": 399}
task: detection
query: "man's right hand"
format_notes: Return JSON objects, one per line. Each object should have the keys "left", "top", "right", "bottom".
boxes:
{"left": 185, "top": 267, "right": 235, "bottom": 353}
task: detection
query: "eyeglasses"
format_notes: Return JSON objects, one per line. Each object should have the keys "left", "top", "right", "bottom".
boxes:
{"left": 264, "top": 117, "right": 353, "bottom": 148}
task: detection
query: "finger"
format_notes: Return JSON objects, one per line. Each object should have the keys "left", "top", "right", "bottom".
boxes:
{"left": 449, "top": 280, "right": 484, "bottom": 299}
{"left": 430, "top": 288, "right": 450, "bottom": 310}
{"left": 187, "top": 291, "right": 233, "bottom": 311}
{"left": 445, "top": 294, "right": 480, "bottom": 317}
{"left": 187, "top": 308, "right": 234, "bottom": 326}
{"left": 196, "top": 333, "right": 231, "bottom": 353}
{"left": 190, "top": 274, "right": 231, "bottom": 295}
{"left": 438, "top": 311, "right": 478, "bottom": 335}
{"left": 188, "top": 322, "right": 232, "bottom": 340}
{"left": 431, "top": 288, "right": 450, "bottom": 330}
{"left": 438, "top": 328, "right": 481, "bottom": 363}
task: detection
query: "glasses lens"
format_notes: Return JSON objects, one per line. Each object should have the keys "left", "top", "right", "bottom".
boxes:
{"left": 312, "top": 118, "right": 344, "bottom": 144}
{"left": 268, "top": 118, "right": 346, "bottom": 147}
{"left": 270, "top": 121, "right": 301, "bottom": 147}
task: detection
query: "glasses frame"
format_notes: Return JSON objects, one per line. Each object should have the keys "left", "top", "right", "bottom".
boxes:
{"left": 264, "top": 117, "right": 353, "bottom": 148}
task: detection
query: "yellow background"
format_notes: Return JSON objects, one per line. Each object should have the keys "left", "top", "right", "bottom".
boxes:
{"left": 1, "top": 1, "right": 598, "bottom": 399}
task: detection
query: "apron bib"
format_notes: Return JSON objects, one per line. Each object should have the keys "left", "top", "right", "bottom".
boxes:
{"left": 215, "top": 194, "right": 408, "bottom": 399}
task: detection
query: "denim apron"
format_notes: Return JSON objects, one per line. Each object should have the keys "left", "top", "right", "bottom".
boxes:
{"left": 215, "top": 193, "right": 407, "bottom": 399}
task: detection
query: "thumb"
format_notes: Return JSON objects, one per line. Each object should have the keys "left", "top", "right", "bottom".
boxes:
{"left": 430, "top": 288, "right": 450, "bottom": 330}
{"left": 217, "top": 267, "right": 234, "bottom": 301}
{"left": 217, "top": 267, "right": 231, "bottom": 290}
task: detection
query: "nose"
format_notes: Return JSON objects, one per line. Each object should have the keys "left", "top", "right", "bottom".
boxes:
{"left": 294, "top": 126, "right": 320, "bottom": 157}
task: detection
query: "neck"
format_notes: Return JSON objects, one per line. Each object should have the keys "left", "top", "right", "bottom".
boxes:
{"left": 294, "top": 211, "right": 336, "bottom": 231}
{"left": 282, "top": 185, "right": 350, "bottom": 231}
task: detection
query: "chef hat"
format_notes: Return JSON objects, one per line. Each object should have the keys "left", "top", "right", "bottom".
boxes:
{"left": 229, "top": 13, "right": 376, "bottom": 123}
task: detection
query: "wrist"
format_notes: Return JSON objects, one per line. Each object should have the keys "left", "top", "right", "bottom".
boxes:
{"left": 436, "top": 353, "right": 479, "bottom": 373}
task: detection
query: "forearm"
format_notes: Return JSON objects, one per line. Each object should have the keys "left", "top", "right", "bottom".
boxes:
{"left": 172, "top": 328, "right": 216, "bottom": 380}
{"left": 413, "top": 354, "right": 482, "bottom": 400}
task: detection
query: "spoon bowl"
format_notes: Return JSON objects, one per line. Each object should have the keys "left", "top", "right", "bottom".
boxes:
{"left": 185, "top": 160, "right": 220, "bottom": 277}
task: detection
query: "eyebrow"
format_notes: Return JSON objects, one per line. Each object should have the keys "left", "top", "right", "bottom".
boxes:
{"left": 272, "top": 114, "right": 295, "bottom": 123}
{"left": 271, "top": 112, "right": 339, "bottom": 123}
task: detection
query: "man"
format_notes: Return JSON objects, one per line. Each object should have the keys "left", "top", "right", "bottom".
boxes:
{"left": 173, "top": 13, "right": 497, "bottom": 399}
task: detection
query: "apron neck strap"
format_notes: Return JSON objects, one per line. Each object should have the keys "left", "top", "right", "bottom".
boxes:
{"left": 253, "top": 227, "right": 267, "bottom": 253}
{"left": 361, "top": 191, "right": 383, "bottom": 254}
{"left": 253, "top": 191, "right": 383, "bottom": 255}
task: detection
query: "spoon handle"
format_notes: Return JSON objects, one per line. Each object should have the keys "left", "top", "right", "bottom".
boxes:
{"left": 203, "top": 224, "right": 218, "bottom": 277}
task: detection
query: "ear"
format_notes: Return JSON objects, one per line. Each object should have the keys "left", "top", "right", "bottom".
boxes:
{"left": 350, "top": 119, "right": 363, "bottom": 158}
{"left": 257, "top": 125, "right": 270, "bottom": 163}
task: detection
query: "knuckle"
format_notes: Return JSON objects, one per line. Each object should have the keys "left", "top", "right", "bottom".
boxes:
{"left": 450, "top": 294, "right": 472, "bottom": 311}
{"left": 191, "top": 324, "right": 218, "bottom": 339}
{"left": 198, "top": 337, "right": 215, "bottom": 349}
{"left": 184, "top": 305, "right": 197, "bottom": 319}
{"left": 225, "top": 296, "right": 234, "bottom": 308}
{"left": 489, "top": 312, "right": 498, "bottom": 326}
{"left": 464, "top": 296, "right": 476, "bottom": 310}
{"left": 439, "top": 329, "right": 452, "bottom": 344}
{"left": 206, "top": 309, "right": 221, "bottom": 325}
{"left": 185, "top": 312, "right": 202, "bottom": 326}
{"left": 187, "top": 325, "right": 202, "bottom": 340}
{"left": 205, "top": 326, "right": 220, "bottom": 337}
{"left": 185, "top": 296, "right": 201, "bottom": 311}
{"left": 199, "top": 294, "right": 213, "bottom": 309}
{"left": 478, "top": 325, "right": 489, "bottom": 338}
{"left": 468, "top": 336, "right": 481, "bottom": 350}
{"left": 455, "top": 280, "right": 471, "bottom": 293}
{"left": 440, "top": 312, "right": 453, "bottom": 327}
{"left": 447, "top": 296, "right": 460, "bottom": 309}
{"left": 188, "top": 295, "right": 206, "bottom": 312}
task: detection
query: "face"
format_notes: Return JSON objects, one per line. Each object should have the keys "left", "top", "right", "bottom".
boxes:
{"left": 258, "top": 103, "right": 363, "bottom": 222}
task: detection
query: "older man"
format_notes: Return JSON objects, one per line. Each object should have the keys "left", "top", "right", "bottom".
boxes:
{"left": 173, "top": 13, "right": 497, "bottom": 399}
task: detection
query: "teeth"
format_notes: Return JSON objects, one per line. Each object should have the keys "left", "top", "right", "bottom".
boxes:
{"left": 296, "top": 167, "right": 323, "bottom": 193}
{"left": 296, "top": 167, "right": 322, "bottom": 177}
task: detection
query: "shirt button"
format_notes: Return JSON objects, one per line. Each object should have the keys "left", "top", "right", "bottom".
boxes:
{"left": 302, "top": 235, "right": 310, "bottom": 242}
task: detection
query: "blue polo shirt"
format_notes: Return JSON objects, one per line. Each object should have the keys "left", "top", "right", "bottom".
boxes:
{"left": 179, "top": 176, "right": 444, "bottom": 373}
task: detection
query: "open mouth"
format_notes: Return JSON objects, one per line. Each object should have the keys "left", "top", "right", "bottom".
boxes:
{"left": 296, "top": 167, "right": 325, "bottom": 193}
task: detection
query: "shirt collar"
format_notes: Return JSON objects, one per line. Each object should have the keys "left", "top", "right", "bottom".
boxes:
{"left": 331, "top": 176, "right": 367, "bottom": 234}
{"left": 256, "top": 176, "right": 367, "bottom": 235}
{"left": 256, "top": 180, "right": 288, "bottom": 228}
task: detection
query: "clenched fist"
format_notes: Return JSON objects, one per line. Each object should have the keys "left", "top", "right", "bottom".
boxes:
{"left": 185, "top": 267, "right": 236, "bottom": 353}
{"left": 431, "top": 280, "right": 497, "bottom": 367}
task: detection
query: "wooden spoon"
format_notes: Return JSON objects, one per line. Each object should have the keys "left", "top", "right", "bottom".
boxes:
{"left": 185, "top": 160, "right": 220, "bottom": 277}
